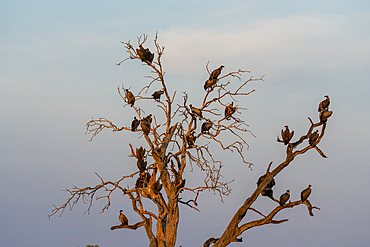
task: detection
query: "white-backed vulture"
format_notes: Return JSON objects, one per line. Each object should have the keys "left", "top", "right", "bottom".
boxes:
{"left": 301, "top": 185, "right": 312, "bottom": 202}
{"left": 125, "top": 89, "right": 135, "bottom": 106}
{"left": 152, "top": 90, "right": 164, "bottom": 101}
{"left": 224, "top": 102, "right": 236, "bottom": 120}
{"left": 309, "top": 130, "right": 319, "bottom": 146}
{"left": 318, "top": 95, "right": 330, "bottom": 112}
{"left": 279, "top": 190, "right": 290, "bottom": 206}
{"left": 209, "top": 65, "right": 224, "bottom": 80}
{"left": 131, "top": 117, "right": 140, "bottom": 131}
{"left": 119, "top": 210, "right": 129, "bottom": 225}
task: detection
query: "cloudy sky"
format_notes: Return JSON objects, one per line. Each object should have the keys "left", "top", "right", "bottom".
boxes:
{"left": 1, "top": 1, "right": 369, "bottom": 246}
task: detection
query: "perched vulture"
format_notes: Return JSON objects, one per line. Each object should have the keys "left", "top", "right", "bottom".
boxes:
{"left": 189, "top": 104, "right": 203, "bottom": 119}
{"left": 209, "top": 65, "right": 225, "bottom": 80}
{"left": 136, "top": 45, "right": 154, "bottom": 64}
{"left": 151, "top": 180, "right": 163, "bottom": 195}
{"left": 125, "top": 89, "right": 135, "bottom": 106}
{"left": 131, "top": 117, "right": 140, "bottom": 131}
{"left": 186, "top": 131, "right": 196, "bottom": 147}
{"left": 319, "top": 109, "right": 333, "bottom": 123}
{"left": 152, "top": 90, "right": 164, "bottom": 101}
{"left": 224, "top": 102, "right": 236, "bottom": 120}
{"left": 136, "top": 45, "right": 146, "bottom": 62}
{"left": 137, "top": 159, "right": 147, "bottom": 173}
{"left": 141, "top": 115, "right": 151, "bottom": 135}
{"left": 309, "top": 130, "right": 319, "bottom": 146}
{"left": 318, "top": 95, "right": 330, "bottom": 112}
{"left": 257, "top": 174, "right": 276, "bottom": 199}
{"left": 136, "top": 146, "right": 146, "bottom": 160}
{"left": 135, "top": 172, "right": 150, "bottom": 188}
{"left": 144, "top": 114, "right": 152, "bottom": 124}
{"left": 279, "top": 190, "right": 290, "bottom": 206}
{"left": 119, "top": 210, "right": 128, "bottom": 225}
{"left": 201, "top": 121, "right": 213, "bottom": 134}
{"left": 301, "top": 185, "right": 312, "bottom": 202}
{"left": 145, "top": 48, "right": 154, "bottom": 63}
{"left": 280, "top": 125, "right": 294, "bottom": 145}
{"left": 204, "top": 79, "right": 217, "bottom": 91}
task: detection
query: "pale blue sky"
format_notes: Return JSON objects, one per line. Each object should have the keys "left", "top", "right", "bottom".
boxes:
{"left": 1, "top": 1, "right": 369, "bottom": 246}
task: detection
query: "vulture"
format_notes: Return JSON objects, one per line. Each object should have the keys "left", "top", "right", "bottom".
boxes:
{"left": 136, "top": 45, "right": 146, "bottom": 62}
{"left": 280, "top": 125, "right": 294, "bottom": 145}
{"left": 186, "top": 131, "right": 196, "bottom": 147}
{"left": 136, "top": 172, "right": 150, "bottom": 188}
{"left": 131, "top": 117, "right": 140, "bottom": 131}
{"left": 301, "top": 185, "right": 312, "bottom": 202}
{"left": 136, "top": 45, "right": 154, "bottom": 63}
{"left": 145, "top": 48, "right": 154, "bottom": 63}
{"left": 257, "top": 174, "right": 276, "bottom": 199}
{"left": 224, "top": 102, "right": 236, "bottom": 120}
{"left": 209, "top": 65, "right": 225, "bottom": 80}
{"left": 309, "top": 130, "right": 319, "bottom": 146}
{"left": 319, "top": 109, "right": 333, "bottom": 123}
{"left": 204, "top": 78, "right": 217, "bottom": 91}
{"left": 279, "top": 190, "right": 290, "bottom": 206}
{"left": 119, "top": 210, "right": 128, "bottom": 225}
{"left": 201, "top": 121, "right": 213, "bottom": 134}
{"left": 151, "top": 180, "right": 163, "bottom": 195}
{"left": 136, "top": 146, "right": 146, "bottom": 160}
{"left": 141, "top": 115, "right": 152, "bottom": 135}
{"left": 144, "top": 114, "right": 153, "bottom": 124}
{"left": 189, "top": 104, "right": 203, "bottom": 119}
{"left": 125, "top": 89, "right": 135, "bottom": 106}
{"left": 152, "top": 90, "right": 164, "bottom": 101}
{"left": 318, "top": 95, "right": 330, "bottom": 112}
{"left": 137, "top": 159, "right": 147, "bottom": 173}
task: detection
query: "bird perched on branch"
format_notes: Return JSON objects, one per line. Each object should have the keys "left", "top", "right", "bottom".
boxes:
{"left": 279, "top": 190, "right": 290, "bottom": 206}
{"left": 136, "top": 45, "right": 146, "bottom": 61}
{"left": 136, "top": 146, "right": 146, "bottom": 160}
{"left": 209, "top": 65, "right": 225, "bottom": 80}
{"left": 201, "top": 121, "right": 213, "bottom": 134}
{"left": 319, "top": 109, "right": 333, "bottom": 123}
{"left": 141, "top": 114, "right": 152, "bottom": 135}
{"left": 136, "top": 146, "right": 147, "bottom": 173}
{"left": 119, "top": 210, "right": 128, "bottom": 225}
{"left": 144, "top": 114, "right": 152, "bottom": 124}
{"left": 257, "top": 174, "right": 276, "bottom": 199}
{"left": 186, "top": 131, "right": 196, "bottom": 148}
{"left": 204, "top": 78, "right": 217, "bottom": 91}
{"left": 135, "top": 171, "right": 150, "bottom": 188}
{"left": 152, "top": 90, "right": 164, "bottom": 101}
{"left": 224, "top": 102, "right": 236, "bottom": 120}
{"left": 301, "top": 185, "right": 312, "bottom": 202}
{"left": 151, "top": 180, "right": 163, "bottom": 195}
{"left": 136, "top": 45, "right": 154, "bottom": 64}
{"left": 278, "top": 125, "right": 294, "bottom": 145}
{"left": 189, "top": 104, "right": 203, "bottom": 119}
{"left": 318, "top": 95, "right": 330, "bottom": 112}
{"left": 131, "top": 117, "right": 140, "bottom": 131}
{"left": 145, "top": 48, "right": 154, "bottom": 63}
{"left": 204, "top": 65, "right": 225, "bottom": 91}
{"left": 125, "top": 89, "right": 135, "bottom": 106}
{"left": 309, "top": 130, "right": 319, "bottom": 146}
{"left": 137, "top": 159, "right": 147, "bottom": 174}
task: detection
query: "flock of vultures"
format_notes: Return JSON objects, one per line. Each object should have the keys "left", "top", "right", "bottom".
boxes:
{"left": 115, "top": 44, "right": 332, "bottom": 226}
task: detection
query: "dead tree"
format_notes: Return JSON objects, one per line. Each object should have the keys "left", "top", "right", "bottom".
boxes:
{"left": 49, "top": 34, "right": 332, "bottom": 247}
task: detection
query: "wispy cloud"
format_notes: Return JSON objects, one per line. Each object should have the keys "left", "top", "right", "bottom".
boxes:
{"left": 160, "top": 15, "right": 370, "bottom": 76}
